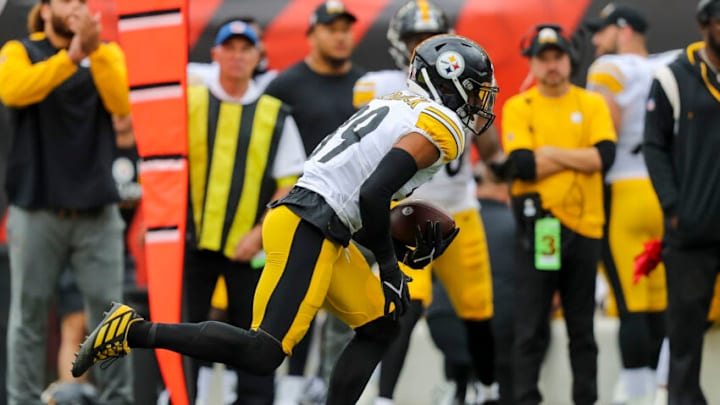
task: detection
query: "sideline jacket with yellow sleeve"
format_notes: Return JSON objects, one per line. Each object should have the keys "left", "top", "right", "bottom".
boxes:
{"left": 0, "top": 33, "right": 130, "bottom": 209}
{"left": 644, "top": 42, "right": 720, "bottom": 248}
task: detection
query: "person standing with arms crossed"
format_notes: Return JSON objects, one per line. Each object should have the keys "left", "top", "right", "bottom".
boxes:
{"left": 643, "top": 1, "right": 720, "bottom": 403}
{"left": 0, "top": 0, "right": 133, "bottom": 403}
{"left": 501, "top": 24, "right": 616, "bottom": 405}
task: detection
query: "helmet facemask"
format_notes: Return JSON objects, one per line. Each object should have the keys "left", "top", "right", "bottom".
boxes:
{"left": 457, "top": 79, "right": 498, "bottom": 136}
{"left": 415, "top": 65, "right": 498, "bottom": 136}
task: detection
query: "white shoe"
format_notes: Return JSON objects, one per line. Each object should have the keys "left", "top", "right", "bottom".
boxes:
{"left": 432, "top": 381, "right": 458, "bottom": 405}
{"left": 473, "top": 382, "right": 500, "bottom": 404}
{"left": 275, "top": 375, "right": 306, "bottom": 405}
{"left": 612, "top": 377, "right": 629, "bottom": 405}
{"left": 299, "top": 376, "right": 327, "bottom": 405}
{"left": 653, "top": 387, "right": 667, "bottom": 405}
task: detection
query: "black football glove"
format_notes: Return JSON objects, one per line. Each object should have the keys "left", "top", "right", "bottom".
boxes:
{"left": 400, "top": 221, "right": 460, "bottom": 269}
{"left": 379, "top": 262, "right": 412, "bottom": 320}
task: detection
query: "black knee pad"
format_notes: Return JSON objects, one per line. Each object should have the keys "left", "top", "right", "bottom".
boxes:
{"left": 241, "top": 329, "right": 286, "bottom": 375}
{"left": 355, "top": 316, "right": 400, "bottom": 343}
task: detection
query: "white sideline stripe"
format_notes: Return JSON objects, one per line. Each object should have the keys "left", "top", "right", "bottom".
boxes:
{"left": 118, "top": 13, "right": 182, "bottom": 32}
{"left": 139, "top": 159, "right": 186, "bottom": 173}
{"left": 145, "top": 229, "right": 180, "bottom": 243}
{"left": 130, "top": 85, "right": 183, "bottom": 103}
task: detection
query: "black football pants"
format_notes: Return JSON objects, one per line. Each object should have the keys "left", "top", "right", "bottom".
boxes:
{"left": 663, "top": 245, "right": 720, "bottom": 405}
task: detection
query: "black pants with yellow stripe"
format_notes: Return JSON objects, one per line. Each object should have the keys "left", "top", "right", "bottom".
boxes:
{"left": 601, "top": 180, "right": 666, "bottom": 371}
{"left": 129, "top": 205, "right": 398, "bottom": 405}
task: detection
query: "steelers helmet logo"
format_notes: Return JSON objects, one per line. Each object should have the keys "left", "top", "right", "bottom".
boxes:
{"left": 436, "top": 51, "right": 465, "bottom": 79}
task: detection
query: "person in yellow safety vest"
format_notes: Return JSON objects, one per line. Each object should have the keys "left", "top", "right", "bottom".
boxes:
{"left": 184, "top": 19, "right": 306, "bottom": 405}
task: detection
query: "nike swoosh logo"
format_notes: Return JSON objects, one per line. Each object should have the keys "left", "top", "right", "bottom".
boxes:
{"left": 413, "top": 248, "right": 435, "bottom": 263}
{"left": 383, "top": 278, "right": 404, "bottom": 297}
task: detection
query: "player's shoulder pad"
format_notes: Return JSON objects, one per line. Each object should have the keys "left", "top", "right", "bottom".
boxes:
{"left": 587, "top": 55, "right": 627, "bottom": 94}
{"left": 588, "top": 54, "right": 626, "bottom": 77}
{"left": 354, "top": 69, "right": 407, "bottom": 108}
{"left": 415, "top": 101, "right": 465, "bottom": 162}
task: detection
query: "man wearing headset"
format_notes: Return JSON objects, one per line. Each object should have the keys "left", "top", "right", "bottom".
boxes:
{"left": 500, "top": 24, "right": 616, "bottom": 405}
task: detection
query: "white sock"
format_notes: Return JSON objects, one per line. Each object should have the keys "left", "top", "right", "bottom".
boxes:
{"left": 656, "top": 338, "right": 670, "bottom": 387}
{"left": 374, "top": 397, "right": 395, "bottom": 405}
{"left": 221, "top": 368, "right": 238, "bottom": 404}
{"left": 622, "top": 367, "right": 654, "bottom": 398}
{"left": 195, "top": 366, "right": 214, "bottom": 405}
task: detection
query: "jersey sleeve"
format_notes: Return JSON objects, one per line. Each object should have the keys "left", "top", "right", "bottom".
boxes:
{"left": 501, "top": 94, "right": 534, "bottom": 153}
{"left": 586, "top": 59, "right": 625, "bottom": 95}
{"left": 586, "top": 91, "right": 618, "bottom": 144}
{"left": 353, "top": 74, "right": 378, "bottom": 108}
{"left": 414, "top": 105, "right": 465, "bottom": 163}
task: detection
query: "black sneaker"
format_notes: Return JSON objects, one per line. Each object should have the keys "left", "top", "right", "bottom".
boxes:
{"left": 71, "top": 302, "right": 143, "bottom": 377}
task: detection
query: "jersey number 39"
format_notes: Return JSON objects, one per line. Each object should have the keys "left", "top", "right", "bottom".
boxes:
{"left": 311, "top": 105, "right": 390, "bottom": 163}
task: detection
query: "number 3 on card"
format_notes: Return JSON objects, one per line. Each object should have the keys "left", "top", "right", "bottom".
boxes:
{"left": 535, "top": 217, "right": 561, "bottom": 271}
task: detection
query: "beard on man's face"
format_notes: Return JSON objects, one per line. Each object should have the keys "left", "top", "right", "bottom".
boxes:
{"left": 51, "top": 14, "right": 74, "bottom": 39}
{"left": 707, "top": 31, "right": 720, "bottom": 59}
{"left": 322, "top": 53, "right": 349, "bottom": 69}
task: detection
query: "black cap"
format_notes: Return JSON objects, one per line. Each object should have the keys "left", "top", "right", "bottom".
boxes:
{"left": 524, "top": 25, "right": 572, "bottom": 57}
{"left": 308, "top": 1, "right": 357, "bottom": 32}
{"left": 586, "top": 3, "right": 648, "bottom": 33}
{"left": 698, "top": 0, "right": 720, "bottom": 24}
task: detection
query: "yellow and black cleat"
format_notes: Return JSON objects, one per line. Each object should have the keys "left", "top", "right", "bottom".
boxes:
{"left": 71, "top": 302, "right": 143, "bottom": 377}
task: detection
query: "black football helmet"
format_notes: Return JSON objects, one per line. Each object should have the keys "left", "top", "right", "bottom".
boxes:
{"left": 408, "top": 34, "right": 498, "bottom": 135}
{"left": 387, "top": 0, "right": 451, "bottom": 70}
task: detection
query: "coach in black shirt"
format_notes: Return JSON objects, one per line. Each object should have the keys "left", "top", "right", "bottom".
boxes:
{"left": 264, "top": 1, "right": 365, "bottom": 155}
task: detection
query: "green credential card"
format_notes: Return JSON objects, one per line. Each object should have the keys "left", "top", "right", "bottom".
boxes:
{"left": 535, "top": 217, "right": 561, "bottom": 271}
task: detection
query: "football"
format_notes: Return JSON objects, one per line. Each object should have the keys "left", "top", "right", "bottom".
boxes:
{"left": 390, "top": 200, "right": 456, "bottom": 247}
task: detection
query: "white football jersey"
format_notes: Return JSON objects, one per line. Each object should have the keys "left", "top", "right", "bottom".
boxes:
{"left": 586, "top": 50, "right": 679, "bottom": 183}
{"left": 353, "top": 70, "right": 479, "bottom": 213}
{"left": 297, "top": 90, "right": 465, "bottom": 234}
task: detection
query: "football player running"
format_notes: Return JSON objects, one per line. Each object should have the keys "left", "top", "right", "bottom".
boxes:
{"left": 354, "top": 2, "right": 502, "bottom": 404}
{"left": 71, "top": 34, "right": 498, "bottom": 405}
